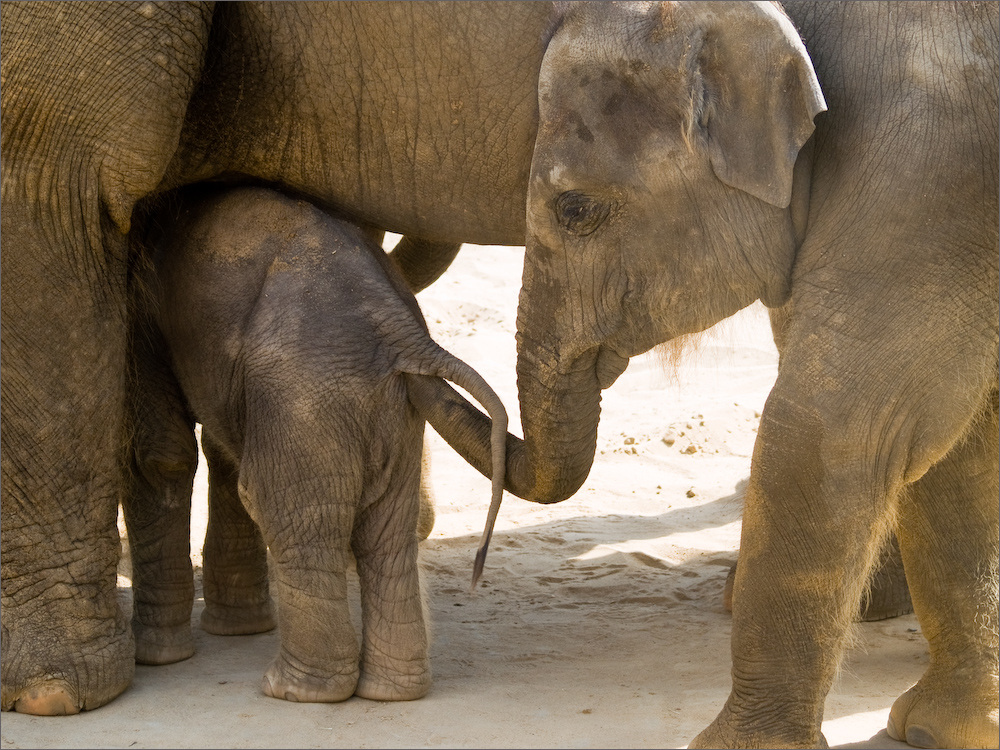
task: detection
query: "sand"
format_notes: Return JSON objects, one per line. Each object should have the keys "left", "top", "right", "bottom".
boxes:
{"left": 1, "top": 242, "right": 924, "bottom": 749}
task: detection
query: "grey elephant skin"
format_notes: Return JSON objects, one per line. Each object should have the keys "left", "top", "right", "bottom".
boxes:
{"left": 126, "top": 185, "right": 507, "bottom": 703}
{"left": 1, "top": 0, "right": 554, "bottom": 716}
{"left": 1, "top": 3, "right": 995, "bottom": 748}
{"left": 447, "top": 3, "right": 998, "bottom": 748}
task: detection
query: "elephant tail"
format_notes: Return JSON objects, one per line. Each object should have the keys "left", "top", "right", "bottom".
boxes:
{"left": 401, "top": 344, "right": 508, "bottom": 589}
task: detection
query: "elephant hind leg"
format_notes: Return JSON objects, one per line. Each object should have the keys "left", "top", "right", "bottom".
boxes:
{"left": 199, "top": 431, "right": 275, "bottom": 636}
{"left": 2, "top": 1, "right": 215, "bottom": 712}
{"left": 238, "top": 425, "right": 361, "bottom": 703}
{"left": 352, "top": 422, "right": 431, "bottom": 701}
{"left": 888, "top": 390, "right": 999, "bottom": 750}
{"left": 1, "top": 194, "right": 136, "bottom": 713}
{"left": 858, "top": 533, "right": 912, "bottom": 622}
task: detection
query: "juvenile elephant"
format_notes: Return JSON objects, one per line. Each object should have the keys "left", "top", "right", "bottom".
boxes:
{"left": 438, "top": 3, "right": 998, "bottom": 748}
{"left": 125, "top": 221, "right": 446, "bottom": 669}
{"left": 125, "top": 185, "right": 507, "bottom": 702}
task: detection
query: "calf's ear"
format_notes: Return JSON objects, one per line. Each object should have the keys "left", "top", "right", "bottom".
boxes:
{"left": 700, "top": 2, "right": 826, "bottom": 208}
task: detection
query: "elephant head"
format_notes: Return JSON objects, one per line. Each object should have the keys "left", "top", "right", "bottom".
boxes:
{"left": 394, "top": 2, "right": 825, "bottom": 507}
{"left": 510, "top": 1, "right": 826, "bottom": 503}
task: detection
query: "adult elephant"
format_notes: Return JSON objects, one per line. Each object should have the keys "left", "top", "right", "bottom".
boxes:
{"left": 433, "top": 2, "right": 998, "bottom": 748}
{"left": 1, "top": 3, "right": 989, "bottom": 743}
{"left": 1, "top": 0, "right": 556, "bottom": 715}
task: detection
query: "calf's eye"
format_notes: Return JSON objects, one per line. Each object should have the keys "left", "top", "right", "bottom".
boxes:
{"left": 555, "top": 191, "right": 611, "bottom": 236}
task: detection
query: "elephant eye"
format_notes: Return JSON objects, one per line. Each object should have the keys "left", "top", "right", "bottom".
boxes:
{"left": 555, "top": 191, "right": 611, "bottom": 237}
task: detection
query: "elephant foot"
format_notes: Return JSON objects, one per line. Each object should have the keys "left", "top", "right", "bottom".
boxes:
{"left": 887, "top": 672, "right": 999, "bottom": 749}
{"left": 1, "top": 621, "right": 134, "bottom": 714}
{"left": 261, "top": 654, "right": 358, "bottom": 703}
{"left": 689, "top": 702, "right": 828, "bottom": 749}
{"left": 132, "top": 620, "right": 195, "bottom": 665}
{"left": 200, "top": 599, "right": 276, "bottom": 636}
{"left": 5, "top": 681, "right": 81, "bottom": 716}
{"left": 355, "top": 660, "right": 431, "bottom": 701}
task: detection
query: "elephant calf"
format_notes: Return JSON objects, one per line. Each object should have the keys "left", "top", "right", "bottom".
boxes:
{"left": 124, "top": 185, "right": 506, "bottom": 702}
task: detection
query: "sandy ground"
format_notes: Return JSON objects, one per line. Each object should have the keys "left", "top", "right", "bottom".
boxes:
{"left": 1, "top": 242, "right": 927, "bottom": 749}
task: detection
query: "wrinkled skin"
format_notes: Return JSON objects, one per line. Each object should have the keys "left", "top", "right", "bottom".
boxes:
{"left": 724, "top": 528, "right": 913, "bottom": 623}
{"left": 123, "top": 219, "right": 445, "bottom": 671}
{"left": 126, "top": 186, "right": 506, "bottom": 702}
{"left": 124, "top": 230, "right": 450, "bottom": 667}
{"left": 1, "top": 0, "right": 552, "bottom": 713}
{"left": 507, "top": 3, "right": 998, "bottom": 748}
{"left": 3, "top": 1, "right": 994, "bottom": 733}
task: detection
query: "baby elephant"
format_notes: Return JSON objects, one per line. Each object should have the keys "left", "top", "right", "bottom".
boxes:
{"left": 125, "top": 185, "right": 506, "bottom": 702}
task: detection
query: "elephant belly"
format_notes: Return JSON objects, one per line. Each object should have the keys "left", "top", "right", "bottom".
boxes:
{"left": 163, "top": 2, "right": 554, "bottom": 245}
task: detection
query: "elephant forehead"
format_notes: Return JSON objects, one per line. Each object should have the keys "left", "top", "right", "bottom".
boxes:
{"left": 531, "top": 105, "right": 696, "bottom": 199}
{"left": 538, "top": 11, "right": 701, "bottom": 167}
{"left": 542, "top": 6, "right": 689, "bottom": 94}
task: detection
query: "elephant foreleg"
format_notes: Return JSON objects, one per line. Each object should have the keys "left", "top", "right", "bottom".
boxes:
{"left": 693, "top": 272, "right": 998, "bottom": 747}
{"left": 123, "top": 323, "right": 198, "bottom": 666}
{"left": 722, "top": 534, "right": 913, "bottom": 621}
{"left": 887, "top": 390, "right": 999, "bottom": 749}
{"left": 387, "top": 236, "right": 463, "bottom": 294}
{"left": 694, "top": 388, "right": 893, "bottom": 748}
{"left": 415, "top": 441, "right": 436, "bottom": 541}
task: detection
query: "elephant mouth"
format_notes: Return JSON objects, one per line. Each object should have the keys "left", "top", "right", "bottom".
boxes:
{"left": 595, "top": 345, "right": 629, "bottom": 389}
{"left": 600, "top": 303, "right": 675, "bottom": 363}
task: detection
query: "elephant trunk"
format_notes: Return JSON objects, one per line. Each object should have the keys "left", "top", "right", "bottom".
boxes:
{"left": 404, "top": 343, "right": 612, "bottom": 509}
{"left": 505, "top": 235, "right": 630, "bottom": 503}
{"left": 404, "top": 373, "right": 531, "bottom": 496}
{"left": 512, "top": 327, "right": 620, "bottom": 505}
{"left": 405, "top": 283, "right": 622, "bottom": 509}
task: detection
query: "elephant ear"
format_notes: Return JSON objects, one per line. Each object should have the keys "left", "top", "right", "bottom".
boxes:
{"left": 700, "top": 2, "right": 826, "bottom": 209}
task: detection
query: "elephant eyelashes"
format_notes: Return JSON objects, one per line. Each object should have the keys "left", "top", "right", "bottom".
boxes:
{"left": 555, "top": 191, "right": 611, "bottom": 236}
